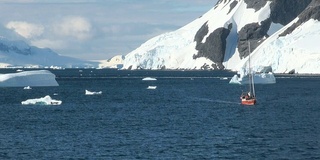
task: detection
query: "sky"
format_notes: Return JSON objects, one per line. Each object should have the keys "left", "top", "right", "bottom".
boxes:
{"left": 0, "top": 0, "right": 217, "bottom": 60}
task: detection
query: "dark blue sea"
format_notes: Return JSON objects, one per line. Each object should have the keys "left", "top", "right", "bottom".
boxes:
{"left": 0, "top": 69, "right": 319, "bottom": 159}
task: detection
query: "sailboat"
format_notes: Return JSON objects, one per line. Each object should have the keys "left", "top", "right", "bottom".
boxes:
{"left": 240, "top": 42, "right": 256, "bottom": 105}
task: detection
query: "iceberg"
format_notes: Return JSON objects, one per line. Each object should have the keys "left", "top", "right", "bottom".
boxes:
{"left": 21, "top": 95, "right": 62, "bottom": 105}
{"left": 229, "top": 73, "right": 276, "bottom": 84}
{"left": 229, "top": 66, "right": 276, "bottom": 84}
{"left": 142, "top": 77, "right": 157, "bottom": 81}
{"left": 23, "top": 86, "right": 32, "bottom": 90}
{"left": 85, "top": 90, "right": 102, "bottom": 95}
{"left": 0, "top": 70, "right": 59, "bottom": 87}
{"left": 147, "top": 86, "right": 157, "bottom": 89}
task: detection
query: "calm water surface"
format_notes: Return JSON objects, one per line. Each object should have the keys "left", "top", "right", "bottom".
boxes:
{"left": 0, "top": 69, "right": 319, "bottom": 159}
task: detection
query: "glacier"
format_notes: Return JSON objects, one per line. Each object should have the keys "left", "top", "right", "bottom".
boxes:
{"left": 239, "top": 19, "right": 320, "bottom": 74}
{"left": 0, "top": 70, "right": 59, "bottom": 87}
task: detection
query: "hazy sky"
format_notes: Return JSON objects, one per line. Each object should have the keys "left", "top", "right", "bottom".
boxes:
{"left": 0, "top": 0, "right": 217, "bottom": 60}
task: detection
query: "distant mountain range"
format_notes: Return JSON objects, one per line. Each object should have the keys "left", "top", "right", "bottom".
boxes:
{"left": 122, "top": 0, "right": 320, "bottom": 74}
{"left": 0, "top": 37, "right": 98, "bottom": 68}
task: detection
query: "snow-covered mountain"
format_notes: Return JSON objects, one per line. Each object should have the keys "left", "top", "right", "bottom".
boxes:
{"left": 123, "top": 0, "right": 320, "bottom": 74}
{"left": 0, "top": 37, "right": 98, "bottom": 68}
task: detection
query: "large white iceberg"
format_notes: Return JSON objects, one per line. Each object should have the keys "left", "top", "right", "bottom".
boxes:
{"left": 21, "top": 95, "right": 62, "bottom": 105}
{"left": 0, "top": 70, "right": 59, "bottom": 87}
{"left": 229, "top": 66, "right": 276, "bottom": 84}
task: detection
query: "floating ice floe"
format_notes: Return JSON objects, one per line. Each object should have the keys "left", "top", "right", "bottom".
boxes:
{"left": 147, "top": 86, "right": 157, "bottom": 89}
{"left": 85, "top": 90, "right": 102, "bottom": 95}
{"left": 21, "top": 95, "right": 62, "bottom": 105}
{"left": 0, "top": 70, "right": 59, "bottom": 87}
{"left": 142, "top": 77, "right": 157, "bottom": 81}
{"left": 229, "top": 73, "right": 276, "bottom": 84}
{"left": 229, "top": 66, "right": 276, "bottom": 84}
{"left": 23, "top": 86, "right": 32, "bottom": 90}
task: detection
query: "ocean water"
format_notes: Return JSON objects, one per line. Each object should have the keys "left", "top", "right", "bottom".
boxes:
{"left": 0, "top": 69, "right": 319, "bottom": 159}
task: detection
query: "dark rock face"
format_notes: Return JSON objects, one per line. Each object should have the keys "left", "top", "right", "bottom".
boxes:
{"left": 270, "top": 0, "right": 312, "bottom": 25}
{"left": 244, "top": 0, "right": 267, "bottom": 11}
{"left": 228, "top": 1, "right": 238, "bottom": 14}
{"left": 237, "top": 18, "right": 271, "bottom": 59}
{"left": 240, "top": 0, "right": 312, "bottom": 24}
{"left": 280, "top": 0, "right": 320, "bottom": 37}
{"left": 194, "top": 22, "right": 209, "bottom": 43}
{"left": 288, "top": 69, "right": 295, "bottom": 74}
{"left": 194, "top": 23, "right": 231, "bottom": 69}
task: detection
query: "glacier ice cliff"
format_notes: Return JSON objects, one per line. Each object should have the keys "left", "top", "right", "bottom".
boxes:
{"left": 0, "top": 70, "right": 59, "bottom": 87}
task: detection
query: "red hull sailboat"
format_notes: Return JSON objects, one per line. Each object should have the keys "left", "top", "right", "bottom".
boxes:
{"left": 240, "top": 42, "right": 256, "bottom": 106}
{"left": 240, "top": 93, "right": 256, "bottom": 105}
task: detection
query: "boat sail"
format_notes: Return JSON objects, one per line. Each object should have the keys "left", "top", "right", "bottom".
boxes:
{"left": 240, "top": 42, "right": 256, "bottom": 105}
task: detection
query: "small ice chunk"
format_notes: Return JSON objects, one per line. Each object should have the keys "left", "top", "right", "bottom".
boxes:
{"left": 147, "top": 86, "right": 157, "bottom": 89}
{"left": 23, "top": 86, "right": 32, "bottom": 89}
{"left": 85, "top": 90, "right": 102, "bottom": 95}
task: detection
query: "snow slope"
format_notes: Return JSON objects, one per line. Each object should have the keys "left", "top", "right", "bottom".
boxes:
{"left": 122, "top": 4, "right": 220, "bottom": 70}
{"left": 122, "top": 0, "right": 320, "bottom": 74}
{"left": 122, "top": 0, "right": 271, "bottom": 70}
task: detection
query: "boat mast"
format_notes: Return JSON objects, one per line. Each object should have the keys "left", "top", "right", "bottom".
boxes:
{"left": 248, "top": 41, "right": 255, "bottom": 97}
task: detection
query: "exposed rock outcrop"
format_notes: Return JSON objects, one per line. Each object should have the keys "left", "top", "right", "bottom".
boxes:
{"left": 244, "top": 0, "right": 267, "bottom": 11}
{"left": 237, "top": 19, "right": 271, "bottom": 59}
{"left": 194, "top": 24, "right": 232, "bottom": 69}
{"left": 270, "top": 0, "right": 313, "bottom": 25}
{"left": 280, "top": 0, "right": 320, "bottom": 37}
{"left": 195, "top": 0, "right": 313, "bottom": 63}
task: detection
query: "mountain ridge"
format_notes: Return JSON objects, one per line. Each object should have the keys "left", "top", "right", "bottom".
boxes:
{"left": 0, "top": 37, "right": 98, "bottom": 68}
